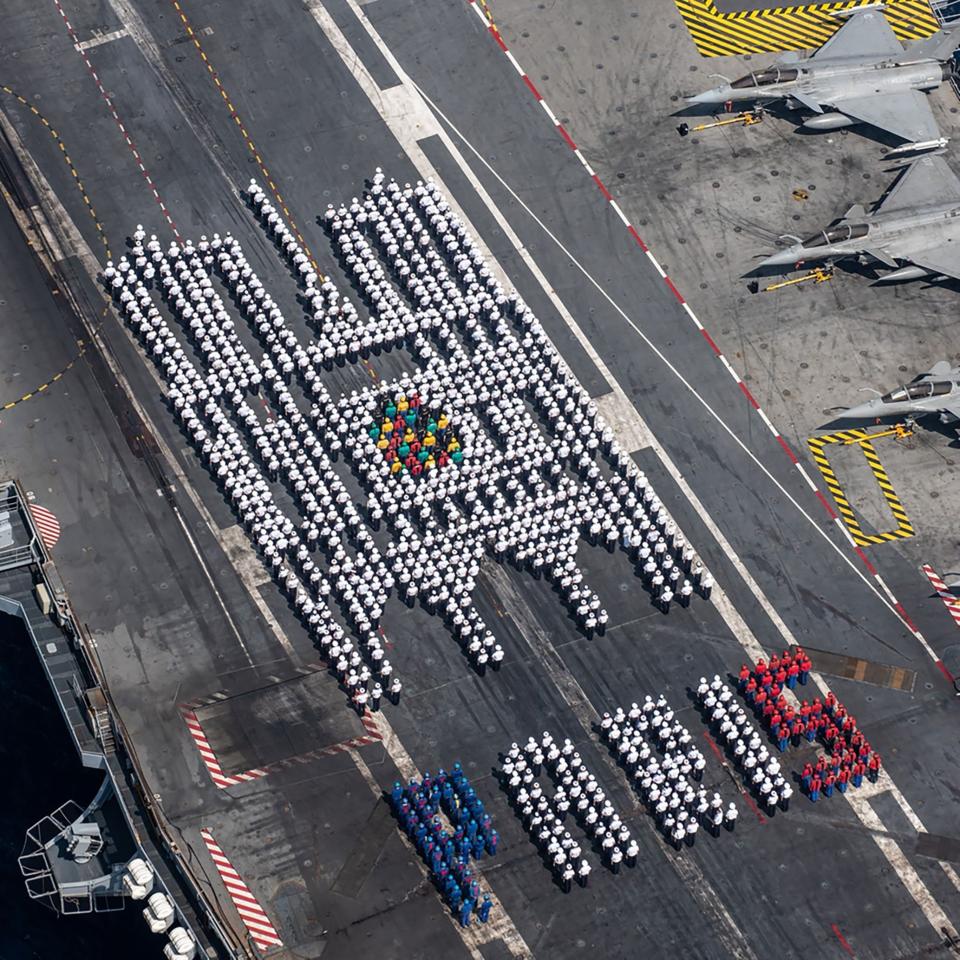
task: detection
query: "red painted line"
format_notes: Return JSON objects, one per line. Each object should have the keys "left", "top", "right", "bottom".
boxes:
{"left": 699, "top": 328, "right": 722, "bottom": 356}
{"left": 592, "top": 173, "right": 612, "bottom": 201}
{"left": 831, "top": 923, "right": 855, "bottom": 956}
{"left": 522, "top": 74, "right": 543, "bottom": 101}
{"left": 738, "top": 382, "right": 760, "bottom": 410}
{"left": 854, "top": 547, "right": 877, "bottom": 576}
{"left": 468, "top": 0, "right": 941, "bottom": 685}
{"left": 893, "top": 603, "right": 918, "bottom": 634}
{"left": 702, "top": 729, "right": 725, "bottom": 763}
{"left": 741, "top": 789, "right": 767, "bottom": 824}
{"left": 703, "top": 732, "right": 764, "bottom": 823}
{"left": 52, "top": 0, "right": 179, "bottom": 239}
{"left": 556, "top": 124, "right": 578, "bottom": 150}
{"left": 663, "top": 275, "right": 684, "bottom": 304}
{"left": 626, "top": 224, "right": 648, "bottom": 252}
{"left": 814, "top": 490, "right": 837, "bottom": 519}
{"left": 489, "top": 26, "right": 508, "bottom": 51}
{"left": 775, "top": 435, "right": 799, "bottom": 464}
{"left": 936, "top": 660, "right": 956, "bottom": 683}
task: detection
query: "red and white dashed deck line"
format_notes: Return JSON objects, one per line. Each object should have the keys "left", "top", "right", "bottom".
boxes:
{"left": 29, "top": 504, "right": 61, "bottom": 550}
{"left": 52, "top": 0, "right": 180, "bottom": 239}
{"left": 270, "top": 709, "right": 386, "bottom": 767}
{"left": 199, "top": 828, "right": 283, "bottom": 952}
{"left": 466, "top": 0, "right": 949, "bottom": 680}
{"left": 183, "top": 707, "right": 384, "bottom": 787}
{"left": 921, "top": 563, "right": 960, "bottom": 642}
{"left": 182, "top": 709, "right": 269, "bottom": 789}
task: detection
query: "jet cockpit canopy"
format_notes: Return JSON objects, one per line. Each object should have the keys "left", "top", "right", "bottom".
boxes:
{"left": 802, "top": 223, "right": 869, "bottom": 247}
{"left": 730, "top": 67, "right": 799, "bottom": 88}
{"left": 881, "top": 381, "right": 955, "bottom": 402}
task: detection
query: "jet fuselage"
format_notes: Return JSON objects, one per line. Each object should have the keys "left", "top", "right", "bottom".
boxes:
{"left": 690, "top": 59, "right": 947, "bottom": 107}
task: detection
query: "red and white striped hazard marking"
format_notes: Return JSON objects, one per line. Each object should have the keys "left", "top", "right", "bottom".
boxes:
{"left": 183, "top": 707, "right": 384, "bottom": 788}
{"left": 199, "top": 828, "right": 283, "bottom": 952}
{"left": 29, "top": 504, "right": 61, "bottom": 550}
{"left": 182, "top": 710, "right": 269, "bottom": 789}
{"left": 921, "top": 564, "right": 960, "bottom": 633}
{"left": 466, "top": 0, "right": 951, "bottom": 683}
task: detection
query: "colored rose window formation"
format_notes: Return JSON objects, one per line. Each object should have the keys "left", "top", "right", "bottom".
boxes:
{"left": 369, "top": 392, "right": 463, "bottom": 476}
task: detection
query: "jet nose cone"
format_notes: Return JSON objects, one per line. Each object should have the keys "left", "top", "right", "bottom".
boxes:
{"left": 758, "top": 248, "right": 802, "bottom": 268}
{"left": 686, "top": 89, "right": 724, "bottom": 105}
{"left": 838, "top": 400, "right": 881, "bottom": 421}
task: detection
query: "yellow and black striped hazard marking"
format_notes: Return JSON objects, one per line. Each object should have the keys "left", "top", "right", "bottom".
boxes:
{"left": 0, "top": 86, "right": 112, "bottom": 414}
{"left": 675, "top": 0, "right": 939, "bottom": 58}
{"left": 807, "top": 429, "right": 914, "bottom": 546}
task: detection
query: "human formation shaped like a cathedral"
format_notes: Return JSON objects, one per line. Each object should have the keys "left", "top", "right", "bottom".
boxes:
{"left": 103, "top": 169, "right": 713, "bottom": 708}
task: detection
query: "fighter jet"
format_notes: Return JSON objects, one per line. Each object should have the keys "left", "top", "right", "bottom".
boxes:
{"left": 687, "top": 6, "right": 960, "bottom": 150}
{"left": 758, "top": 153, "right": 960, "bottom": 282}
{"left": 839, "top": 361, "right": 960, "bottom": 424}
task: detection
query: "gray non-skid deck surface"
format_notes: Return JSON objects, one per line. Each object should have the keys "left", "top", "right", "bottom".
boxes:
{"left": 196, "top": 672, "right": 366, "bottom": 773}
{"left": 1, "top": 0, "right": 959, "bottom": 957}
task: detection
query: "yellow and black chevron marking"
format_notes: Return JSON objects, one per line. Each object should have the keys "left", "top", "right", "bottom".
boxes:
{"left": 0, "top": 86, "right": 112, "bottom": 414}
{"left": 675, "top": 0, "right": 938, "bottom": 58}
{"left": 807, "top": 429, "right": 914, "bottom": 546}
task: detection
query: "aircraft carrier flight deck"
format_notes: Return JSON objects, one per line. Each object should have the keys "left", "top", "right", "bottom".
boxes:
{"left": 1, "top": 1, "right": 960, "bottom": 959}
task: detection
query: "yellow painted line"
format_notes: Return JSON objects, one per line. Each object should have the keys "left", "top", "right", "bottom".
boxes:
{"left": 674, "top": 0, "right": 938, "bottom": 57}
{"left": 169, "top": 0, "right": 323, "bottom": 280}
{"left": 806, "top": 429, "right": 914, "bottom": 546}
{"left": 0, "top": 88, "right": 117, "bottom": 415}
{"left": 1, "top": 85, "right": 111, "bottom": 262}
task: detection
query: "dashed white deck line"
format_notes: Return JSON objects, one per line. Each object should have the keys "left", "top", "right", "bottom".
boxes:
{"left": 199, "top": 828, "right": 283, "bottom": 952}
{"left": 455, "top": 1, "right": 960, "bottom": 939}
{"left": 459, "top": 0, "right": 943, "bottom": 678}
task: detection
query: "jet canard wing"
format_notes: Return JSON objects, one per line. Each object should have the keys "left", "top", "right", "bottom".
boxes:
{"left": 813, "top": 8, "right": 903, "bottom": 61}
{"left": 831, "top": 89, "right": 941, "bottom": 144}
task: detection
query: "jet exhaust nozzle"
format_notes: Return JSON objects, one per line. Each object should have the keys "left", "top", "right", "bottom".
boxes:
{"left": 802, "top": 112, "right": 855, "bottom": 131}
{"left": 875, "top": 264, "right": 930, "bottom": 283}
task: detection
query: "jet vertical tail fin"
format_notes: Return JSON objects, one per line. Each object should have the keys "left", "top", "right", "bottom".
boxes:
{"left": 907, "top": 22, "right": 960, "bottom": 61}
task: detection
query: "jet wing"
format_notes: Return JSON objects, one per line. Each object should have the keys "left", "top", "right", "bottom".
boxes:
{"left": 813, "top": 9, "right": 903, "bottom": 61}
{"left": 877, "top": 155, "right": 960, "bottom": 214}
{"left": 832, "top": 90, "right": 941, "bottom": 144}
{"left": 903, "top": 244, "right": 960, "bottom": 282}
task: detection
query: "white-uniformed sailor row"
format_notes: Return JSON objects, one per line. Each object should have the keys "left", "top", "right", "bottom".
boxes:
{"left": 600, "top": 696, "right": 738, "bottom": 846}
{"left": 501, "top": 732, "right": 637, "bottom": 889}
{"left": 696, "top": 675, "right": 793, "bottom": 813}
{"left": 104, "top": 169, "right": 715, "bottom": 702}
{"left": 251, "top": 172, "right": 713, "bottom": 630}
{"left": 105, "top": 236, "right": 399, "bottom": 709}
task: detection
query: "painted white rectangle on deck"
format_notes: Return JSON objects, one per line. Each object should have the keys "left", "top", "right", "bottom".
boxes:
{"left": 75, "top": 27, "right": 128, "bottom": 51}
{"left": 595, "top": 390, "right": 652, "bottom": 454}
